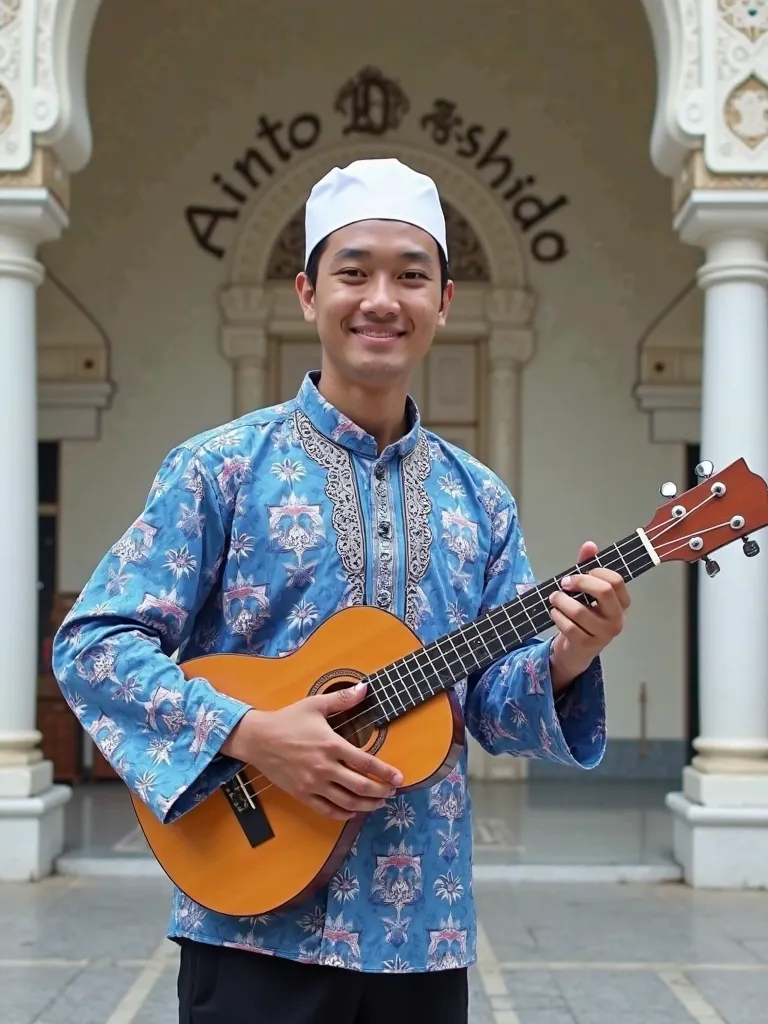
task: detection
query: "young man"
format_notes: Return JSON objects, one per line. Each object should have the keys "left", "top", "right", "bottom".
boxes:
{"left": 52, "top": 158, "right": 630, "bottom": 1023}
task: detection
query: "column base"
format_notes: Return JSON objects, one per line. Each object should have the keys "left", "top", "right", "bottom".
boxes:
{"left": 667, "top": 766, "right": 768, "bottom": 888}
{"left": 0, "top": 761, "right": 71, "bottom": 880}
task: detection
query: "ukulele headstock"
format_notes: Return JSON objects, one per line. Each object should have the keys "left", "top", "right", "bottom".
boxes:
{"left": 643, "top": 458, "right": 768, "bottom": 572}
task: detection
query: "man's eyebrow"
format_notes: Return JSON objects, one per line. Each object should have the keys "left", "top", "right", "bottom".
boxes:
{"left": 330, "top": 246, "right": 434, "bottom": 263}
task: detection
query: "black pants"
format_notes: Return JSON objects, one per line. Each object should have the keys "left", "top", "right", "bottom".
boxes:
{"left": 177, "top": 939, "right": 469, "bottom": 1024}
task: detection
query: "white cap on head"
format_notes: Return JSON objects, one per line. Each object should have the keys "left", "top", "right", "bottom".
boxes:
{"left": 303, "top": 157, "right": 448, "bottom": 267}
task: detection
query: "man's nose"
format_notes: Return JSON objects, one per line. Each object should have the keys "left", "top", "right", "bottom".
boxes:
{"left": 359, "top": 275, "right": 400, "bottom": 317}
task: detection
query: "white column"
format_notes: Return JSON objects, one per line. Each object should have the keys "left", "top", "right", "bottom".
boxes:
{"left": 666, "top": 200, "right": 768, "bottom": 887}
{"left": 233, "top": 349, "right": 269, "bottom": 418}
{"left": 467, "top": 290, "right": 535, "bottom": 782}
{"left": 486, "top": 327, "right": 534, "bottom": 496}
{"left": 219, "top": 286, "right": 271, "bottom": 416}
{"left": 0, "top": 192, "right": 71, "bottom": 879}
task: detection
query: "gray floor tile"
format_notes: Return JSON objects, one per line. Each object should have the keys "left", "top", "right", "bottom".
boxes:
{"left": 515, "top": 1013, "right": 577, "bottom": 1024}
{"left": 132, "top": 965, "right": 180, "bottom": 1024}
{"left": 554, "top": 971, "right": 683, "bottom": 1014}
{"left": 34, "top": 965, "right": 143, "bottom": 1024}
{"left": 684, "top": 970, "right": 768, "bottom": 1024}
{"left": 502, "top": 970, "right": 570, "bottom": 1009}
{"left": 0, "top": 966, "right": 82, "bottom": 1024}
{"left": 0, "top": 877, "right": 174, "bottom": 960}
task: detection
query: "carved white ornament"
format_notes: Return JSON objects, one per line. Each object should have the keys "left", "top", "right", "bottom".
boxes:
{"left": 0, "top": 0, "right": 103, "bottom": 173}
{"left": 721, "top": 0, "right": 768, "bottom": 42}
{"left": 642, "top": 0, "right": 768, "bottom": 174}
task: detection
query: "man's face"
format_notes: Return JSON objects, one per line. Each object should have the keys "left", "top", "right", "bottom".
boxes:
{"left": 295, "top": 219, "right": 453, "bottom": 389}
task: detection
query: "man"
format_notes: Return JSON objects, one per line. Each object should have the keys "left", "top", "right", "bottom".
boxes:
{"left": 52, "top": 158, "right": 629, "bottom": 1023}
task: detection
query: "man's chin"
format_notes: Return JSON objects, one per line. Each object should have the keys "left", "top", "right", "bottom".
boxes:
{"left": 346, "top": 354, "right": 412, "bottom": 384}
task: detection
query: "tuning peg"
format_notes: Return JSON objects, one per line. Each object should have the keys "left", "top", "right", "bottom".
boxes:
{"left": 743, "top": 537, "right": 760, "bottom": 558}
{"left": 695, "top": 460, "right": 715, "bottom": 480}
{"left": 660, "top": 481, "right": 678, "bottom": 499}
{"left": 704, "top": 557, "right": 720, "bottom": 577}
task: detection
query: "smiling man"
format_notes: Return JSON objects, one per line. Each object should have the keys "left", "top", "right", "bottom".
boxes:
{"left": 52, "top": 158, "right": 630, "bottom": 1024}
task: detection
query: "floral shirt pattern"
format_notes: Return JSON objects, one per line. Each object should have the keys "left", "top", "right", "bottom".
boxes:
{"left": 52, "top": 371, "right": 606, "bottom": 973}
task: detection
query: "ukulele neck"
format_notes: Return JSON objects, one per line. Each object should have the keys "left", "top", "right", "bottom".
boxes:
{"left": 366, "top": 530, "right": 657, "bottom": 727}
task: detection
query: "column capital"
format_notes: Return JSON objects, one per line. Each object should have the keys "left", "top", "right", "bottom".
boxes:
{"left": 0, "top": 186, "right": 67, "bottom": 283}
{"left": 674, "top": 189, "right": 768, "bottom": 246}
{"left": 219, "top": 285, "right": 273, "bottom": 326}
{"left": 220, "top": 325, "right": 269, "bottom": 366}
{"left": 488, "top": 327, "right": 535, "bottom": 368}
{"left": 485, "top": 286, "right": 536, "bottom": 329}
{"left": 0, "top": 0, "right": 104, "bottom": 177}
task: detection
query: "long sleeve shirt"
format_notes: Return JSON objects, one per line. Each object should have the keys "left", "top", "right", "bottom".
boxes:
{"left": 52, "top": 370, "right": 606, "bottom": 973}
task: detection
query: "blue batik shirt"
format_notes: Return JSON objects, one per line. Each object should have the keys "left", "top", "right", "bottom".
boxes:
{"left": 52, "top": 370, "right": 606, "bottom": 973}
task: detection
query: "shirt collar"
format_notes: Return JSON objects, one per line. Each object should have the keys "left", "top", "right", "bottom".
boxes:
{"left": 295, "top": 370, "right": 421, "bottom": 460}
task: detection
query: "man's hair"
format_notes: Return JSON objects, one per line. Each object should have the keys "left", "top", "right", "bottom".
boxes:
{"left": 305, "top": 236, "right": 451, "bottom": 295}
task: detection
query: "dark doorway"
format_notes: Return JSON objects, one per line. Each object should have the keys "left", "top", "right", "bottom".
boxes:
{"left": 685, "top": 443, "right": 700, "bottom": 760}
{"left": 38, "top": 442, "right": 59, "bottom": 671}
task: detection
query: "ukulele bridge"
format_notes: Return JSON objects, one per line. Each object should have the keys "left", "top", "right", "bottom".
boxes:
{"left": 222, "top": 772, "right": 275, "bottom": 848}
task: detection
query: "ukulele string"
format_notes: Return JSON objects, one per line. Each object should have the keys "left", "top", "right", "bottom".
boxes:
{"left": 235, "top": 532, "right": 664, "bottom": 802}
{"left": 237, "top": 508, "right": 738, "bottom": 802}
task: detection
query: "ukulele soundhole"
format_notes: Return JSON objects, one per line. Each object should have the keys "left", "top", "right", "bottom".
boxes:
{"left": 310, "top": 669, "right": 386, "bottom": 754}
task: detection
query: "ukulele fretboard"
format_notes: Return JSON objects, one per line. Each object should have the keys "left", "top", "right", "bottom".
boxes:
{"left": 364, "top": 531, "right": 655, "bottom": 727}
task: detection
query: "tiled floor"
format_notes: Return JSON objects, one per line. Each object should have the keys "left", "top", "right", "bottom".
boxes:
{"left": 4, "top": 874, "right": 768, "bottom": 1023}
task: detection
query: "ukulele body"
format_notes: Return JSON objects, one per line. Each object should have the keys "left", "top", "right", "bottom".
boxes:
{"left": 129, "top": 604, "right": 464, "bottom": 917}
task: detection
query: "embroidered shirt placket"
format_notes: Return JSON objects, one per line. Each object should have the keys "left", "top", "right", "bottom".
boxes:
{"left": 372, "top": 461, "right": 396, "bottom": 614}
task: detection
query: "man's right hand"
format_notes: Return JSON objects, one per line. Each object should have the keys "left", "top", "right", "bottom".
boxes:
{"left": 220, "top": 681, "right": 403, "bottom": 821}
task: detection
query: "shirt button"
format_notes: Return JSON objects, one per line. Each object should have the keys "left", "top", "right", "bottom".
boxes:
{"left": 377, "top": 590, "right": 390, "bottom": 607}
{"left": 378, "top": 521, "right": 391, "bottom": 538}
{"left": 374, "top": 464, "right": 386, "bottom": 479}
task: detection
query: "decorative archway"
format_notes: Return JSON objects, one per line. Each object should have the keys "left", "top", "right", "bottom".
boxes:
{"left": 264, "top": 200, "right": 494, "bottom": 283}
{"left": 217, "top": 141, "right": 537, "bottom": 487}
{"left": 218, "top": 141, "right": 538, "bottom": 782}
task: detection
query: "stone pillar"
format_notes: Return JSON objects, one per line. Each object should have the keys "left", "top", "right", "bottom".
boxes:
{"left": 0, "top": 0, "right": 103, "bottom": 880}
{"left": 219, "top": 286, "right": 272, "bottom": 416}
{"left": 486, "top": 288, "right": 536, "bottom": 496}
{"left": 641, "top": 0, "right": 768, "bottom": 885}
{"left": 0, "top": 188, "right": 72, "bottom": 878}
{"left": 665, "top": 201, "right": 768, "bottom": 886}
{"left": 467, "top": 287, "right": 535, "bottom": 782}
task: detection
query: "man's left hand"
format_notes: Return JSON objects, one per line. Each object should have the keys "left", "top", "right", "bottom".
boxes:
{"left": 548, "top": 541, "right": 630, "bottom": 689}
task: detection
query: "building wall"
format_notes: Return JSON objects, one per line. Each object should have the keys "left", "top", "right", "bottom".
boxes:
{"left": 42, "top": 0, "right": 702, "bottom": 772}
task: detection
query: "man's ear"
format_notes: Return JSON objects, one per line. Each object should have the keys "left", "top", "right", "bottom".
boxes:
{"left": 437, "top": 279, "right": 455, "bottom": 327}
{"left": 295, "top": 272, "right": 317, "bottom": 323}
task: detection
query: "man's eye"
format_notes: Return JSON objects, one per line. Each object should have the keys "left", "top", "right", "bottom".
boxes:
{"left": 402, "top": 271, "right": 427, "bottom": 280}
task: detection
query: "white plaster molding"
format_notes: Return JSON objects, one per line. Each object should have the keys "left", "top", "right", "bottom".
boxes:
{"left": 642, "top": 0, "right": 768, "bottom": 177}
{"left": 633, "top": 382, "right": 701, "bottom": 443}
{"left": 0, "top": 187, "right": 67, "bottom": 256}
{"left": 485, "top": 287, "right": 537, "bottom": 366}
{"left": 0, "top": 0, "right": 103, "bottom": 174}
{"left": 228, "top": 141, "right": 528, "bottom": 288}
{"left": 38, "top": 380, "right": 114, "bottom": 442}
{"left": 35, "top": 271, "right": 114, "bottom": 439}
{"left": 674, "top": 189, "right": 768, "bottom": 244}
{"left": 640, "top": 0, "right": 702, "bottom": 176}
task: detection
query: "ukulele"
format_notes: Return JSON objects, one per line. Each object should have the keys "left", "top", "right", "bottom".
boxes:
{"left": 129, "top": 457, "right": 768, "bottom": 916}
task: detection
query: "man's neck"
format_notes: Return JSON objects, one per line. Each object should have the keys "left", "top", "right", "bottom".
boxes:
{"left": 316, "top": 367, "right": 411, "bottom": 454}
